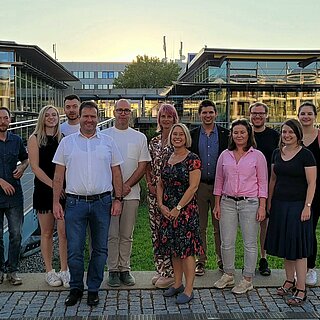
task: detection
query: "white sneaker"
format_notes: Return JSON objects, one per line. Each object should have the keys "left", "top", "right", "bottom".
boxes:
{"left": 231, "top": 278, "right": 253, "bottom": 294}
{"left": 59, "top": 270, "right": 70, "bottom": 288}
{"left": 306, "top": 268, "right": 317, "bottom": 286}
{"left": 45, "top": 269, "right": 62, "bottom": 287}
{"left": 213, "top": 273, "right": 235, "bottom": 289}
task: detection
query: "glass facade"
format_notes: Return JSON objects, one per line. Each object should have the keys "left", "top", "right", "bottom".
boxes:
{"left": 0, "top": 48, "right": 67, "bottom": 119}
{"left": 175, "top": 52, "right": 320, "bottom": 124}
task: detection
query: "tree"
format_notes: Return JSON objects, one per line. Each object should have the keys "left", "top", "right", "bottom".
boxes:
{"left": 113, "top": 55, "right": 181, "bottom": 88}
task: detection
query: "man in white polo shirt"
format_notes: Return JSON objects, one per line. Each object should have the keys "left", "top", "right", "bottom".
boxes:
{"left": 102, "top": 99, "right": 151, "bottom": 287}
{"left": 53, "top": 101, "right": 123, "bottom": 307}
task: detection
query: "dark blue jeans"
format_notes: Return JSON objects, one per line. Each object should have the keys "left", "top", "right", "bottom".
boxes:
{"left": 0, "top": 205, "right": 23, "bottom": 273}
{"left": 65, "top": 194, "right": 112, "bottom": 292}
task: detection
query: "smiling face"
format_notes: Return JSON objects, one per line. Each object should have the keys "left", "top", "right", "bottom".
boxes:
{"left": 44, "top": 107, "right": 59, "bottom": 129}
{"left": 80, "top": 106, "right": 98, "bottom": 137}
{"left": 170, "top": 125, "right": 186, "bottom": 148}
{"left": 159, "top": 111, "right": 175, "bottom": 132}
{"left": 250, "top": 104, "right": 267, "bottom": 129}
{"left": 232, "top": 124, "right": 249, "bottom": 148}
{"left": 199, "top": 106, "right": 217, "bottom": 127}
{"left": 281, "top": 124, "right": 298, "bottom": 147}
{"left": 298, "top": 105, "right": 316, "bottom": 127}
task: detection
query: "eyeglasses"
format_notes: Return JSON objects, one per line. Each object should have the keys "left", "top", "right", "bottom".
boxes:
{"left": 115, "top": 108, "right": 131, "bottom": 115}
{"left": 250, "top": 112, "right": 266, "bottom": 117}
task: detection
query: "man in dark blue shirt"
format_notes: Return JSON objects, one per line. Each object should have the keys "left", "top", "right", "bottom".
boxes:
{"left": 0, "top": 107, "right": 28, "bottom": 285}
{"left": 190, "top": 100, "right": 229, "bottom": 276}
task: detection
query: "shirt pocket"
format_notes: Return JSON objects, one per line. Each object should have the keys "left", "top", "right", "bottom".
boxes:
{"left": 127, "top": 143, "right": 139, "bottom": 160}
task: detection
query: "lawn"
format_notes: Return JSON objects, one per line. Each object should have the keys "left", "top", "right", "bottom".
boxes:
{"left": 131, "top": 204, "right": 320, "bottom": 271}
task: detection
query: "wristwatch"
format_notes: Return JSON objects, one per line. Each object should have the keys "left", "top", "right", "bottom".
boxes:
{"left": 176, "top": 204, "right": 182, "bottom": 211}
{"left": 306, "top": 203, "right": 311, "bottom": 207}
{"left": 114, "top": 196, "right": 124, "bottom": 202}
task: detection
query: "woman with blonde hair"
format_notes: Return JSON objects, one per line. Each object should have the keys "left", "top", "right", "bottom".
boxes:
{"left": 156, "top": 123, "right": 203, "bottom": 304}
{"left": 28, "top": 105, "right": 69, "bottom": 287}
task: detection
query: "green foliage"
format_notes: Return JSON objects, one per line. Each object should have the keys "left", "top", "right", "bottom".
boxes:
{"left": 145, "top": 125, "right": 158, "bottom": 143}
{"left": 113, "top": 55, "right": 181, "bottom": 88}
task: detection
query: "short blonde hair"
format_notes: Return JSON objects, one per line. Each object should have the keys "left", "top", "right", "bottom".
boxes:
{"left": 167, "top": 123, "right": 192, "bottom": 148}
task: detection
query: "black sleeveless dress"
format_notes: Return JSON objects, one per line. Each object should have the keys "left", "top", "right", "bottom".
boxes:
{"left": 33, "top": 135, "right": 61, "bottom": 213}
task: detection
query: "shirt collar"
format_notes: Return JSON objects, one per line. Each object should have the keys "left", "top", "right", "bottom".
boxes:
{"left": 78, "top": 129, "right": 101, "bottom": 139}
{"left": 200, "top": 125, "right": 217, "bottom": 135}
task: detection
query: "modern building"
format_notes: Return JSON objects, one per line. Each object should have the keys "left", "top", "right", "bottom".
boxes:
{"left": 0, "top": 40, "right": 78, "bottom": 121}
{"left": 166, "top": 48, "right": 320, "bottom": 124}
{"left": 61, "top": 61, "right": 167, "bottom": 118}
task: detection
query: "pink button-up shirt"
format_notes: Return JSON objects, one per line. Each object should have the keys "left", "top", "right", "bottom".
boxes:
{"left": 213, "top": 147, "right": 268, "bottom": 198}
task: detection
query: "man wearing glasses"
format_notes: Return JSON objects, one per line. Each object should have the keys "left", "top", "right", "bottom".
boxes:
{"left": 102, "top": 99, "right": 151, "bottom": 287}
{"left": 249, "top": 102, "right": 279, "bottom": 276}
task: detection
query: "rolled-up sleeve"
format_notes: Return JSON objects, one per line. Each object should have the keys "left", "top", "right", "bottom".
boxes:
{"left": 213, "top": 152, "right": 224, "bottom": 196}
{"left": 256, "top": 150, "right": 268, "bottom": 198}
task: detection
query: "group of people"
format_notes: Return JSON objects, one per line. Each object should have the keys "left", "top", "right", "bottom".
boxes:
{"left": 0, "top": 97, "right": 319, "bottom": 307}
{"left": 146, "top": 100, "right": 320, "bottom": 306}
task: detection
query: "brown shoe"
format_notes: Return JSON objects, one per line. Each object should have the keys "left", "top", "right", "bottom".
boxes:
{"left": 195, "top": 263, "right": 205, "bottom": 276}
{"left": 155, "top": 276, "right": 175, "bottom": 289}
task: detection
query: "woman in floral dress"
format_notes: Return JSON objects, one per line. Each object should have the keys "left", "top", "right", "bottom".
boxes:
{"left": 156, "top": 123, "right": 203, "bottom": 304}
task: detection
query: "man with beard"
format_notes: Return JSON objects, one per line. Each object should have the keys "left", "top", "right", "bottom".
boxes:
{"left": 249, "top": 102, "right": 279, "bottom": 276}
{"left": 0, "top": 107, "right": 28, "bottom": 285}
{"left": 60, "top": 95, "right": 80, "bottom": 136}
{"left": 189, "top": 100, "right": 229, "bottom": 276}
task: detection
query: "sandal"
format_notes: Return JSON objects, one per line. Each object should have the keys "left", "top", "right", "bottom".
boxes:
{"left": 286, "top": 288, "right": 307, "bottom": 306}
{"left": 277, "top": 279, "right": 296, "bottom": 296}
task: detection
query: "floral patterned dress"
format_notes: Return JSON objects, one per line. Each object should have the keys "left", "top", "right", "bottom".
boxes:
{"left": 156, "top": 152, "right": 204, "bottom": 259}
{"left": 147, "top": 134, "right": 174, "bottom": 277}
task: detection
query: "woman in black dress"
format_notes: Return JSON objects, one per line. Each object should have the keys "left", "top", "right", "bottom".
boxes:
{"left": 298, "top": 102, "right": 320, "bottom": 286}
{"left": 156, "top": 123, "right": 203, "bottom": 304}
{"left": 28, "top": 105, "right": 69, "bottom": 287}
{"left": 265, "top": 119, "right": 316, "bottom": 306}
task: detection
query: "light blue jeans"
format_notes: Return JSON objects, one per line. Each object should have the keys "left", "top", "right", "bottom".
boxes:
{"left": 220, "top": 196, "right": 259, "bottom": 278}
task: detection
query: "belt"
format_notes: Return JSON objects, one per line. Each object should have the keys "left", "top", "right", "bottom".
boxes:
{"left": 200, "top": 179, "right": 214, "bottom": 185}
{"left": 224, "top": 195, "right": 247, "bottom": 202}
{"left": 66, "top": 191, "right": 111, "bottom": 201}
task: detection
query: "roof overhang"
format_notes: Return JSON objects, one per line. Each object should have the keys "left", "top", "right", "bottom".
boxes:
{"left": 180, "top": 48, "right": 320, "bottom": 81}
{"left": 0, "top": 41, "right": 78, "bottom": 82}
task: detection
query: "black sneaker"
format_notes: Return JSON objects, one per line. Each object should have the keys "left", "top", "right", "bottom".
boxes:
{"left": 259, "top": 258, "right": 271, "bottom": 276}
{"left": 217, "top": 260, "right": 224, "bottom": 272}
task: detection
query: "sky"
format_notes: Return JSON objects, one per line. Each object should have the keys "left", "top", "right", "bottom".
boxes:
{"left": 2, "top": 0, "right": 320, "bottom": 63}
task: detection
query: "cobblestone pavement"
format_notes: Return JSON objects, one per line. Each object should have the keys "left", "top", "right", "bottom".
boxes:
{"left": 1, "top": 287, "right": 320, "bottom": 319}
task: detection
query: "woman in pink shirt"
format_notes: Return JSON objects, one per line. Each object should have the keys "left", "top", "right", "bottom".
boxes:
{"left": 213, "top": 118, "right": 268, "bottom": 294}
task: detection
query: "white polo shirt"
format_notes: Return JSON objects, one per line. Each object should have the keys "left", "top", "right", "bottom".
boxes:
{"left": 102, "top": 127, "right": 151, "bottom": 200}
{"left": 53, "top": 130, "right": 123, "bottom": 195}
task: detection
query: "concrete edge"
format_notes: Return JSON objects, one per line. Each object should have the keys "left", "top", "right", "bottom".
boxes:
{"left": 0, "top": 269, "right": 319, "bottom": 292}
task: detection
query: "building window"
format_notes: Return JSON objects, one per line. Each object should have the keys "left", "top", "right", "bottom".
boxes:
{"left": 97, "top": 71, "right": 116, "bottom": 79}
{"left": 82, "top": 84, "right": 95, "bottom": 89}
{"left": 97, "top": 84, "right": 109, "bottom": 90}
{"left": 84, "top": 71, "right": 95, "bottom": 79}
